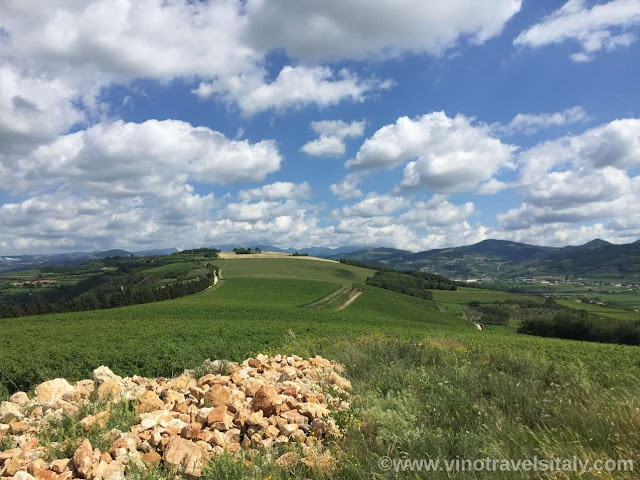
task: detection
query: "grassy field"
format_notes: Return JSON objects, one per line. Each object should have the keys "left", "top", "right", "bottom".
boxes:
{"left": 2, "top": 257, "right": 640, "bottom": 479}
{"left": 215, "top": 257, "right": 373, "bottom": 285}
{"left": 142, "top": 262, "right": 204, "bottom": 275}
{"left": 556, "top": 299, "right": 640, "bottom": 321}
{"left": 431, "top": 287, "right": 535, "bottom": 304}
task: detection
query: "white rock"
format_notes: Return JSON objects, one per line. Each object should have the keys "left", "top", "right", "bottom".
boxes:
{"left": 93, "top": 365, "right": 122, "bottom": 385}
{"left": 35, "top": 379, "right": 74, "bottom": 408}
{"left": 0, "top": 401, "right": 23, "bottom": 423}
{"left": 9, "top": 392, "right": 29, "bottom": 406}
{"left": 12, "top": 472, "right": 37, "bottom": 480}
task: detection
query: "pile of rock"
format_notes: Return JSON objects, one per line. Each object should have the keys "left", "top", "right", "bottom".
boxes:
{"left": 0, "top": 354, "right": 352, "bottom": 479}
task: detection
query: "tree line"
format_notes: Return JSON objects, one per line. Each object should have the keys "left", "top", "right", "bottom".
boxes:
{"left": 0, "top": 262, "right": 218, "bottom": 318}
{"left": 518, "top": 310, "right": 640, "bottom": 346}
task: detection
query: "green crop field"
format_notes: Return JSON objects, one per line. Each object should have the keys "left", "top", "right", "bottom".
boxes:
{"left": 2, "top": 257, "right": 640, "bottom": 479}
{"left": 142, "top": 262, "right": 203, "bottom": 275}
{"left": 215, "top": 257, "right": 374, "bottom": 284}
{"left": 557, "top": 299, "right": 640, "bottom": 321}
{"left": 431, "top": 287, "right": 535, "bottom": 304}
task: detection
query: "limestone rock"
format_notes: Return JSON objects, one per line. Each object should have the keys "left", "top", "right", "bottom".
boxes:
{"left": 328, "top": 371, "right": 352, "bottom": 391}
{"left": 79, "top": 411, "right": 110, "bottom": 431}
{"left": 73, "top": 380, "right": 96, "bottom": 400}
{"left": 11, "top": 472, "right": 36, "bottom": 480}
{"left": 92, "top": 366, "right": 121, "bottom": 386}
{"left": 72, "top": 439, "right": 95, "bottom": 479}
{"left": 0, "top": 401, "right": 23, "bottom": 424}
{"left": 96, "top": 380, "right": 122, "bottom": 401}
{"left": 163, "top": 437, "right": 204, "bottom": 477}
{"left": 203, "top": 385, "right": 230, "bottom": 408}
{"left": 136, "top": 391, "right": 163, "bottom": 414}
{"left": 9, "top": 392, "right": 29, "bottom": 407}
{"left": 251, "top": 385, "right": 279, "bottom": 416}
{"left": 34, "top": 379, "right": 74, "bottom": 408}
{"left": 49, "top": 459, "right": 72, "bottom": 474}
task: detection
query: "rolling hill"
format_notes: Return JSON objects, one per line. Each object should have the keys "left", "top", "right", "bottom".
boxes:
{"left": 327, "top": 238, "right": 640, "bottom": 279}
{"left": 2, "top": 254, "right": 639, "bottom": 479}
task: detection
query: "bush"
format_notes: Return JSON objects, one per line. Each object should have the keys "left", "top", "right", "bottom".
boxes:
{"left": 518, "top": 311, "right": 640, "bottom": 346}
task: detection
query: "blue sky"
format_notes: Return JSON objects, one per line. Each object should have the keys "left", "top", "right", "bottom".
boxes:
{"left": 1, "top": 0, "right": 640, "bottom": 254}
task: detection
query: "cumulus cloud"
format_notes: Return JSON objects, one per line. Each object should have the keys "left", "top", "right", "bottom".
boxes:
{"left": 0, "top": 119, "right": 286, "bottom": 252}
{"left": 496, "top": 106, "right": 589, "bottom": 135}
{"left": 337, "top": 194, "right": 408, "bottom": 218}
{"left": 330, "top": 173, "right": 366, "bottom": 200}
{"left": 496, "top": 118, "right": 640, "bottom": 243}
{"left": 245, "top": 0, "right": 522, "bottom": 61}
{"left": 238, "top": 182, "right": 312, "bottom": 202}
{"left": 0, "top": 190, "right": 217, "bottom": 253}
{"left": 515, "top": 0, "right": 640, "bottom": 62}
{"left": 399, "top": 195, "right": 475, "bottom": 227}
{"left": 519, "top": 118, "right": 640, "bottom": 185}
{"left": 193, "top": 66, "right": 391, "bottom": 116}
{"left": 1, "top": 119, "right": 283, "bottom": 195}
{"left": 348, "top": 112, "right": 516, "bottom": 193}
{"left": 301, "top": 119, "right": 365, "bottom": 157}
{"left": 0, "top": 1, "right": 392, "bottom": 123}
{"left": 477, "top": 178, "right": 511, "bottom": 195}
{"left": 0, "top": 64, "right": 85, "bottom": 153}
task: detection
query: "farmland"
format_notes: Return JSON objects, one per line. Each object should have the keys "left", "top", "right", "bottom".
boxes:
{"left": 431, "top": 287, "right": 535, "bottom": 304}
{"left": 2, "top": 256, "right": 640, "bottom": 478}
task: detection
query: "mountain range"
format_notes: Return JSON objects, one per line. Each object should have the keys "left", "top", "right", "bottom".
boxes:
{"left": 323, "top": 239, "right": 640, "bottom": 280}
{"left": 3, "top": 239, "right": 640, "bottom": 279}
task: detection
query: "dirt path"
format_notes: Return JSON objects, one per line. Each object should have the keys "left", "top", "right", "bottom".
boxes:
{"left": 337, "top": 290, "right": 363, "bottom": 310}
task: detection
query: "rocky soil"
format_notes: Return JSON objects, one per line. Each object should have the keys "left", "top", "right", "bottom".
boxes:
{"left": 0, "top": 354, "right": 352, "bottom": 479}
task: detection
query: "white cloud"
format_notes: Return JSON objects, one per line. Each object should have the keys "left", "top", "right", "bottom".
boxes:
{"left": 0, "top": 190, "right": 217, "bottom": 253}
{"left": 515, "top": 0, "right": 640, "bottom": 62}
{"left": 0, "top": 0, "right": 524, "bottom": 145}
{"left": 0, "top": 0, "right": 257, "bottom": 83}
{"left": 245, "top": 0, "right": 522, "bottom": 61}
{"left": 330, "top": 173, "right": 365, "bottom": 200}
{"left": 1, "top": 119, "right": 282, "bottom": 195}
{"left": 399, "top": 195, "right": 475, "bottom": 227}
{"left": 331, "top": 210, "right": 488, "bottom": 252}
{"left": 238, "top": 182, "right": 312, "bottom": 202}
{"left": 310, "top": 120, "right": 366, "bottom": 138}
{"left": 0, "top": 1, "right": 394, "bottom": 123}
{"left": 519, "top": 118, "right": 640, "bottom": 186}
{"left": 349, "top": 112, "right": 516, "bottom": 193}
{"left": 0, "top": 64, "right": 85, "bottom": 153}
{"left": 496, "top": 106, "right": 589, "bottom": 135}
{"left": 337, "top": 194, "right": 408, "bottom": 218}
{"left": 477, "top": 178, "right": 510, "bottom": 195}
{"left": 194, "top": 66, "right": 391, "bottom": 116}
{"left": 301, "top": 136, "right": 348, "bottom": 157}
{"left": 301, "top": 119, "right": 365, "bottom": 157}
{"left": 497, "top": 118, "right": 640, "bottom": 243}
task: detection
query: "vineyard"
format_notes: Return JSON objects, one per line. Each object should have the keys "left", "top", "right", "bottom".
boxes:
{"left": 2, "top": 256, "right": 640, "bottom": 479}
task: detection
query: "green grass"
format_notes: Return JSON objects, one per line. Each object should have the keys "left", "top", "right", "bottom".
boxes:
{"left": 439, "top": 302, "right": 466, "bottom": 317}
{"left": 142, "top": 262, "right": 202, "bottom": 275}
{"left": 0, "top": 277, "right": 469, "bottom": 391}
{"left": 557, "top": 299, "right": 640, "bottom": 321}
{"left": 2, "top": 257, "right": 640, "bottom": 479}
{"left": 215, "top": 257, "right": 374, "bottom": 285}
{"left": 431, "top": 288, "right": 535, "bottom": 304}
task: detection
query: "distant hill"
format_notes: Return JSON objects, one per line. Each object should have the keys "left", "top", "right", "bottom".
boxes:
{"left": 212, "top": 244, "right": 371, "bottom": 257}
{"left": 0, "top": 247, "right": 177, "bottom": 273}
{"left": 326, "top": 239, "right": 640, "bottom": 280}
{"left": 90, "top": 249, "right": 132, "bottom": 258}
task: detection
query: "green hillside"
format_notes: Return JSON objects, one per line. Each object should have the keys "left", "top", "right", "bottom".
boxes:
{"left": 333, "top": 238, "right": 640, "bottom": 280}
{"left": 2, "top": 256, "right": 639, "bottom": 479}
{"left": 215, "top": 257, "right": 373, "bottom": 284}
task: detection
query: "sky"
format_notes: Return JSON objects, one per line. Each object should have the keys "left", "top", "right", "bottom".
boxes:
{"left": 1, "top": 0, "right": 640, "bottom": 254}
